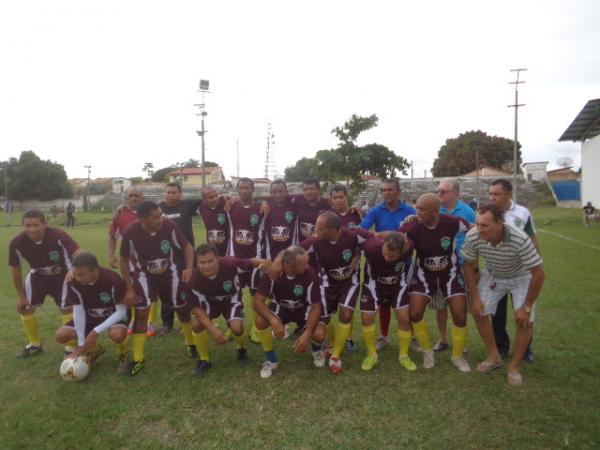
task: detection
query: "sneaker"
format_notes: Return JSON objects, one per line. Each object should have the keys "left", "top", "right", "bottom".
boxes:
{"left": 432, "top": 340, "right": 449, "bottom": 352}
{"left": 157, "top": 326, "right": 172, "bottom": 337}
{"left": 260, "top": 360, "right": 278, "bottom": 379}
{"left": 117, "top": 353, "right": 128, "bottom": 373}
{"left": 361, "top": 354, "right": 378, "bottom": 371}
{"left": 146, "top": 323, "right": 157, "bottom": 337}
{"left": 410, "top": 338, "right": 422, "bottom": 353}
{"left": 127, "top": 360, "right": 145, "bottom": 377}
{"left": 375, "top": 336, "right": 389, "bottom": 351}
{"left": 312, "top": 350, "right": 326, "bottom": 368}
{"left": 249, "top": 328, "right": 260, "bottom": 345}
{"left": 16, "top": 344, "right": 43, "bottom": 359}
{"left": 328, "top": 356, "right": 344, "bottom": 374}
{"left": 398, "top": 355, "right": 417, "bottom": 371}
{"left": 451, "top": 356, "right": 471, "bottom": 373}
{"left": 237, "top": 348, "right": 249, "bottom": 366}
{"left": 192, "top": 360, "right": 212, "bottom": 377}
{"left": 88, "top": 344, "right": 106, "bottom": 364}
{"left": 423, "top": 350, "right": 435, "bottom": 369}
{"left": 345, "top": 339, "right": 359, "bottom": 352}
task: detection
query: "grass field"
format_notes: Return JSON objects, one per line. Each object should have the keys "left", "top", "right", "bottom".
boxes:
{"left": 1, "top": 208, "right": 599, "bottom": 449}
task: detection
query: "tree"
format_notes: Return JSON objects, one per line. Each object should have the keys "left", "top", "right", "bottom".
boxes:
{"left": 284, "top": 157, "right": 316, "bottom": 182}
{"left": 431, "top": 130, "right": 522, "bottom": 177}
{"left": 0, "top": 151, "right": 72, "bottom": 201}
{"left": 151, "top": 165, "right": 176, "bottom": 182}
{"left": 142, "top": 162, "right": 154, "bottom": 179}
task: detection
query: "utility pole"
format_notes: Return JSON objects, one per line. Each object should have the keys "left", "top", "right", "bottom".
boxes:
{"left": 84, "top": 165, "right": 91, "bottom": 212}
{"left": 264, "top": 121, "right": 276, "bottom": 179}
{"left": 236, "top": 139, "right": 240, "bottom": 178}
{"left": 508, "top": 68, "right": 527, "bottom": 203}
{"left": 411, "top": 161, "right": 414, "bottom": 180}
{"left": 195, "top": 79, "right": 210, "bottom": 187}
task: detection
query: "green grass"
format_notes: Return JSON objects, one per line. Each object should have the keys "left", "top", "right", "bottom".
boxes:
{"left": 1, "top": 209, "right": 599, "bottom": 449}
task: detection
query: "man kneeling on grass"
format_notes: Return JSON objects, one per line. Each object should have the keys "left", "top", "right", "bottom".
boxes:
{"left": 253, "top": 246, "right": 326, "bottom": 379}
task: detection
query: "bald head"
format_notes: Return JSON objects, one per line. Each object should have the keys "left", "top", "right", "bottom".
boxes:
{"left": 416, "top": 193, "right": 441, "bottom": 227}
{"left": 201, "top": 186, "right": 219, "bottom": 208}
{"left": 282, "top": 245, "right": 310, "bottom": 275}
{"left": 125, "top": 186, "right": 144, "bottom": 209}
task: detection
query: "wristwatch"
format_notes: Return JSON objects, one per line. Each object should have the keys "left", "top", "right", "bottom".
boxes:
{"left": 524, "top": 305, "right": 531, "bottom": 314}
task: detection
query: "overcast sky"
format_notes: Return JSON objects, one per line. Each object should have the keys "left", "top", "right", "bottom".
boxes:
{"left": 1, "top": 1, "right": 599, "bottom": 181}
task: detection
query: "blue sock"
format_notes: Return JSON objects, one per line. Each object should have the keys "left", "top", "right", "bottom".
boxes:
{"left": 265, "top": 350, "right": 277, "bottom": 363}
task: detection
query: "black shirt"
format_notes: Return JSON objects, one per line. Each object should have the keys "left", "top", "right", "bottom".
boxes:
{"left": 159, "top": 199, "right": 200, "bottom": 246}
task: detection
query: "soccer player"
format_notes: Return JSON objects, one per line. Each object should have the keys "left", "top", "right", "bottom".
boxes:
{"left": 583, "top": 201, "right": 596, "bottom": 227}
{"left": 253, "top": 246, "right": 326, "bottom": 378}
{"left": 55, "top": 252, "right": 129, "bottom": 371}
{"left": 187, "top": 244, "right": 270, "bottom": 376}
{"left": 197, "top": 186, "right": 230, "bottom": 256}
{"left": 264, "top": 180, "right": 297, "bottom": 260}
{"left": 430, "top": 178, "right": 475, "bottom": 352}
{"left": 360, "top": 178, "right": 415, "bottom": 351}
{"left": 9, "top": 210, "right": 80, "bottom": 358}
{"left": 119, "top": 201, "right": 195, "bottom": 376}
{"left": 359, "top": 233, "right": 415, "bottom": 371}
{"left": 462, "top": 204, "right": 545, "bottom": 386}
{"left": 293, "top": 177, "right": 331, "bottom": 242}
{"left": 398, "top": 193, "right": 471, "bottom": 372}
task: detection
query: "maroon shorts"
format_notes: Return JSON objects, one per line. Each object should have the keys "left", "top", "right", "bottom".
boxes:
{"left": 237, "top": 269, "right": 260, "bottom": 296}
{"left": 132, "top": 273, "right": 190, "bottom": 310}
{"left": 24, "top": 271, "right": 69, "bottom": 309}
{"left": 360, "top": 284, "right": 409, "bottom": 313}
{"left": 410, "top": 267, "right": 465, "bottom": 300}
{"left": 322, "top": 283, "right": 360, "bottom": 318}
{"left": 191, "top": 295, "right": 244, "bottom": 322}
{"left": 269, "top": 302, "right": 313, "bottom": 325}
{"left": 63, "top": 318, "right": 129, "bottom": 337}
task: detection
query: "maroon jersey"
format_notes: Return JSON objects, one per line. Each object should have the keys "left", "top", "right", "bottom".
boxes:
{"left": 332, "top": 209, "right": 362, "bottom": 228}
{"left": 257, "top": 266, "right": 321, "bottom": 311}
{"left": 198, "top": 197, "right": 230, "bottom": 256}
{"left": 361, "top": 237, "right": 413, "bottom": 292}
{"left": 9, "top": 227, "right": 79, "bottom": 275}
{"left": 264, "top": 197, "right": 297, "bottom": 260}
{"left": 227, "top": 201, "right": 265, "bottom": 259}
{"left": 65, "top": 268, "right": 126, "bottom": 327}
{"left": 292, "top": 194, "right": 330, "bottom": 240}
{"left": 188, "top": 257, "right": 254, "bottom": 302}
{"left": 399, "top": 215, "right": 468, "bottom": 275}
{"left": 108, "top": 208, "right": 139, "bottom": 239}
{"left": 119, "top": 218, "right": 190, "bottom": 281}
{"left": 300, "top": 227, "right": 373, "bottom": 287}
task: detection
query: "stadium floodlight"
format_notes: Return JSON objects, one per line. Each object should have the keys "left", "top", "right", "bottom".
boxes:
{"left": 199, "top": 80, "right": 209, "bottom": 92}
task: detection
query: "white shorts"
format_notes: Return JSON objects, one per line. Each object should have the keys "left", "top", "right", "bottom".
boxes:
{"left": 477, "top": 270, "right": 536, "bottom": 322}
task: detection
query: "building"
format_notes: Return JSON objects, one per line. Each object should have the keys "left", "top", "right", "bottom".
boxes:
{"left": 559, "top": 98, "right": 600, "bottom": 206}
{"left": 168, "top": 167, "right": 225, "bottom": 186}
{"left": 111, "top": 177, "right": 131, "bottom": 194}
{"left": 461, "top": 166, "right": 512, "bottom": 177}
{"left": 522, "top": 162, "right": 548, "bottom": 182}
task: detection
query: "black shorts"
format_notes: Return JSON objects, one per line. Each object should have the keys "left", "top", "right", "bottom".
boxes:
{"left": 23, "top": 271, "right": 69, "bottom": 309}
{"left": 322, "top": 283, "right": 360, "bottom": 318}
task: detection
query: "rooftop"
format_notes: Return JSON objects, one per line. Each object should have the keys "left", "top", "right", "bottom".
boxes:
{"left": 559, "top": 98, "right": 600, "bottom": 142}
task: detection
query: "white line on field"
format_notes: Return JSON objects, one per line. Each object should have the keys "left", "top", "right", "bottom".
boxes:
{"left": 538, "top": 228, "right": 600, "bottom": 251}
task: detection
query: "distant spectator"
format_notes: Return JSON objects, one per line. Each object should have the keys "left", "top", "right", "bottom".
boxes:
{"left": 66, "top": 202, "right": 76, "bottom": 228}
{"left": 468, "top": 198, "right": 478, "bottom": 210}
{"left": 361, "top": 200, "right": 369, "bottom": 216}
{"left": 583, "top": 201, "right": 597, "bottom": 227}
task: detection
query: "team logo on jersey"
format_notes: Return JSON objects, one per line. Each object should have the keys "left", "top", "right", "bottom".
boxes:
{"left": 234, "top": 229, "right": 255, "bottom": 246}
{"left": 48, "top": 251, "right": 60, "bottom": 263}
{"left": 513, "top": 217, "right": 523, "bottom": 228}
{"left": 88, "top": 308, "right": 111, "bottom": 319}
{"left": 424, "top": 255, "right": 449, "bottom": 272}
{"left": 217, "top": 213, "right": 226, "bottom": 225}
{"left": 99, "top": 292, "right": 112, "bottom": 304}
{"left": 285, "top": 211, "right": 294, "bottom": 223}
{"left": 342, "top": 249, "right": 353, "bottom": 262}
{"left": 299, "top": 222, "right": 315, "bottom": 238}
{"left": 440, "top": 237, "right": 451, "bottom": 251}
{"left": 293, "top": 285, "right": 304, "bottom": 297}
{"left": 280, "top": 299, "right": 302, "bottom": 310}
{"left": 223, "top": 280, "right": 233, "bottom": 293}
{"left": 160, "top": 240, "right": 171, "bottom": 254}
{"left": 377, "top": 275, "right": 399, "bottom": 285}
{"left": 208, "top": 230, "right": 226, "bottom": 244}
{"left": 250, "top": 214, "right": 259, "bottom": 226}
{"left": 271, "top": 226, "right": 291, "bottom": 242}
{"left": 394, "top": 262, "right": 404, "bottom": 272}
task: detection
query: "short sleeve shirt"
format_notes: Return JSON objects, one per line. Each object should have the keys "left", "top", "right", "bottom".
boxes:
{"left": 359, "top": 202, "right": 416, "bottom": 232}
{"left": 504, "top": 200, "right": 536, "bottom": 237}
{"left": 333, "top": 209, "right": 362, "bottom": 228}
{"left": 198, "top": 198, "right": 230, "bottom": 256}
{"left": 583, "top": 206, "right": 595, "bottom": 215}
{"left": 292, "top": 194, "right": 330, "bottom": 240}
{"left": 108, "top": 208, "right": 139, "bottom": 239}
{"left": 159, "top": 199, "right": 200, "bottom": 246}
{"left": 362, "top": 237, "right": 414, "bottom": 291}
{"left": 227, "top": 201, "right": 265, "bottom": 259}
{"left": 264, "top": 197, "right": 297, "bottom": 260}
{"left": 188, "top": 257, "right": 254, "bottom": 301}
{"left": 440, "top": 200, "right": 475, "bottom": 264}
{"left": 257, "top": 266, "right": 321, "bottom": 311}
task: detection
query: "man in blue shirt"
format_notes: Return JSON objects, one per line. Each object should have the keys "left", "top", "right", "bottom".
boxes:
{"left": 431, "top": 178, "right": 475, "bottom": 352}
{"left": 360, "top": 178, "right": 415, "bottom": 349}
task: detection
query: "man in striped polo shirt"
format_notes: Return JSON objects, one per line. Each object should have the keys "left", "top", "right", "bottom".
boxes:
{"left": 461, "top": 204, "right": 545, "bottom": 386}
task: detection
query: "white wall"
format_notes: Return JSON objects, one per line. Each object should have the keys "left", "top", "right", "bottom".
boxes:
{"left": 581, "top": 134, "right": 600, "bottom": 207}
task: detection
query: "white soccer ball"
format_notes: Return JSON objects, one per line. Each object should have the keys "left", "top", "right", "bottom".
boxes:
{"left": 60, "top": 356, "right": 91, "bottom": 382}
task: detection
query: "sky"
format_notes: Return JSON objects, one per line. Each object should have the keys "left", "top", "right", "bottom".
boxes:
{"left": 1, "top": 0, "right": 599, "bottom": 181}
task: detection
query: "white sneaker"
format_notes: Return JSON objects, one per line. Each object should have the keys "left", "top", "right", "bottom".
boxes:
{"left": 423, "top": 350, "right": 435, "bottom": 369}
{"left": 312, "top": 350, "right": 326, "bottom": 368}
{"left": 451, "top": 356, "right": 471, "bottom": 373}
{"left": 260, "top": 360, "right": 278, "bottom": 379}
{"left": 375, "top": 336, "right": 390, "bottom": 351}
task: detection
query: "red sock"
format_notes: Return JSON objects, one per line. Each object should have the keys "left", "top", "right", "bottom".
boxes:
{"left": 379, "top": 304, "right": 391, "bottom": 337}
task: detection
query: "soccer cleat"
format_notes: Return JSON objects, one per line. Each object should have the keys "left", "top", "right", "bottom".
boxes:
{"left": 88, "top": 344, "right": 106, "bottom": 364}
{"left": 361, "top": 354, "right": 378, "bottom": 371}
{"left": 260, "top": 360, "right": 278, "bottom": 379}
{"left": 328, "top": 356, "right": 344, "bottom": 375}
{"left": 16, "top": 344, "right": 43, "bottom": 359}
{"left": 187, "top": 345, "right": 198, "bottom": 359}
{"left": 192, "top": 360, "right": 212, "bottom": 377}
{"left": 127, "top": 360, "right": 145, "bottom": 377}
{"left": 127, "top": 326, "right": 134, "bottom": 335}
{"left": 249, "top": 327, "right": 260, "bottom": 344}
{"left": 423, "top": 350, "right": 435, "bottom": 369}
{"left": 146, "top": 323, "right": 157, "bottom": 337}
{"left": 237, "top": 348, "right": 249, "bottom": 367}
{"left": 398, "top": 355, "right": 417, "bottom": 371}
{"left": 345, "top": 339, "right": 359, "bottom": 352}
{"left": 312, "top": 350, "right": 326, "bottom": 368}
{"left": 375, "top": 336, "right": 389, "bottom": 352}
{"left": 117, "top": 353, "right": 128, "bottom": 373}
{"left": 451, "top": 357, "right": 471, "bottom": 373}
{"left": 432, "top": 340, "right": 449, "bottom": 352}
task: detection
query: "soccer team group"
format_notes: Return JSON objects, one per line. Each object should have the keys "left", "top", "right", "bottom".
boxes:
{"left": 9, "top": 176, "right": 545, "bottom": 385}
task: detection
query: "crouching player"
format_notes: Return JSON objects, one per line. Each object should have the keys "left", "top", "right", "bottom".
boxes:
{"left": 55, "top": 252, "right": 129, "bottom": 371}
{"left": 187, "top": 244, "right": 270, "bottom": 377}
{"left": 253, "top": 246, "right": 326, "bottom": 378}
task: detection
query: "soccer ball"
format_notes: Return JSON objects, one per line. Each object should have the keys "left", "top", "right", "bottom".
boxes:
{"left": 60, "top": 356, "right": 91, "bottom": 382}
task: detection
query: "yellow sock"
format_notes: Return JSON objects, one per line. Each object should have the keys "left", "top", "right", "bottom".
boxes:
{"left": 451, "top": 325, "right": 467, "bottom": 359}
{"left": 61, "top": 312, "right": 73, "bottom": 325}
{"left": 234, "top": 332, "right": 246, "bottom": 349}
{"left": 192, "top": 330, "right": 210, "bottom": 361}
{"left": 362, "top": 324, "right": 377, "bottom": 356}
{"left": 180, "top": 321, "right": 194, "bottom": 346}
{"left": 132, "top": 333, "right": 146, "bottom": 362}
{"left": 398, "top": 329, "right": 412, "bottom": 357}
{"left": 65, "top": 339, "right": 78, "bottom": 349}
{"left": 326, "top": 321, "right": 335, "bottom": 346}
{"left": 20, "top": 313, "right": 41, "bottom": 346}
{"left": 148, "top": 302, "right": 157, "bottom": 325}
{"left": 332, "top": 322, "right": 351, "bottom": 358}
{"left": 256, "top": 327, "right": 273, "bottom": 352}
{"left": 117, "top": 336, "right": 128, "bottom": 356}
{"left": 412, "top": 320, "right": 432, "bottom": 352}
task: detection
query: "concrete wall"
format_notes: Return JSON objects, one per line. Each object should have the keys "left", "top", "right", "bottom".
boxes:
{"left": 581, "top": 134, "right": 600, "bottom": 207}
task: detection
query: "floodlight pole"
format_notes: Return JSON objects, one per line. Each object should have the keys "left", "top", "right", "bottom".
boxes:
{"left": 84, "top": 165, "right": 91, "bottom": 211}
{"left": 196, "top": 79, "right": 210, "bottom": 187}
{"left": 508, "top": 68, "right": 527, "bottom": 203}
